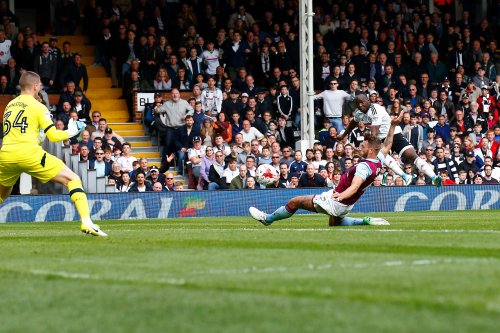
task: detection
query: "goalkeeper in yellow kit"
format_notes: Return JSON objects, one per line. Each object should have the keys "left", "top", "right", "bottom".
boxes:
{"left": 0, "top": 71, "right": 107, "bottom": 236}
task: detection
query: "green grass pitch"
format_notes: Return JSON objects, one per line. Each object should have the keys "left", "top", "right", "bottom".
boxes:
{"left": 0, "top": 210, "right": 499, "bottom": 333}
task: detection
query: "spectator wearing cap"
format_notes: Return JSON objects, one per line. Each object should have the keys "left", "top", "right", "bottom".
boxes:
{"left": 419, "top": 113, "right": 433, "bottom": 140}
{"left": 60, "top": 53, "right": 89, "bottom": 94}
{"left": 187, "top": 136, "right": 207, "bottom": 189}
{"left": 477, "top": 84, "right": 497, "bottom": 114}
{"left": 457, "top": 93, "right": 472, "bottom": 115}
{"left": 88, "top": 148, "right": 112, "bottom": 177}
{"left": 146, "top": 165, "right": 166, "bottom": 186}
{"left": 457, "top": 151, "right": 479, "bottom": 174}
{"left": 472, "top": 67, "right": 491, "bottom": 90}
{"left": 221, "top": 89, "right": 244, "bottom": 118}
{"left": 173, "top": 114, "right": 200, "bottom": 173}
{"left": 144, "top": 93, "right": 164, "bottom": 134}
{"left": 101, "top": 127, "right": 123, "bottom": 152}
{"left": 460, "top": 80, "right": 481, "bottom": 102}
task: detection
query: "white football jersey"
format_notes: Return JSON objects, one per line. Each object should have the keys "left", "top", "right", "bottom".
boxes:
{"left": 353, "top": 103, "right": 401, "bottom": 139}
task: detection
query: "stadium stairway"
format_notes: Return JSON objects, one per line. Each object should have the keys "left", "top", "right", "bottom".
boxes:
{"left": 40, "top": 34, "right": 188, "bottom": 187}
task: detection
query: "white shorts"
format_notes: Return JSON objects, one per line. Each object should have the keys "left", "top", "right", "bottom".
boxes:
{"left": 312, "top": 189, "right": 354, "bottom": 217}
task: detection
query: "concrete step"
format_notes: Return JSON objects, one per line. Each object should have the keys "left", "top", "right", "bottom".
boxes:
{"left": 108, "top": 122, "right": 144, "bottom": 131}
{"left": 122, "top": 135, "right": 153, "bottom": 142}
{"left": 131, "top": 151, "right": 160, "bottom": 159}
{"left": 88, "top": 77, "right": 113, "bottom": 89}
{"left": 86, "top": 88, "right": 122, "bottom": 99}
{"left": 100, "top": 109, "right": 129, "bottom": 119}
{"left": 87, "top": 66, "right": 107, "bottom": 77}
{"left": 72, "top": 45, "right": 95, "bottom": 57}
{"left": 127, "top": 141, "right": 153, "bottom": 147}
{"left": 93, "top": 99, "right": 127, "bottom": 110}
{"left": 117, "top": 129, "right": 148, "bottom": 136}
{"left": 129, "top": 146, "right": 157, "bottom": 153}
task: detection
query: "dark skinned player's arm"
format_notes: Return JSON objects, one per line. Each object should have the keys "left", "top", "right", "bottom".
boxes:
{"left": 337, "top": 119, "right": 358, "bottom": 140}
{"left": 379, "top": 112, "right": 403, "bottom": 156}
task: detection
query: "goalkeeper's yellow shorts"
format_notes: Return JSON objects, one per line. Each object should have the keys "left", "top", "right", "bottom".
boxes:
{"left": 0, "top": 146, "right": 65, "bottom": 186}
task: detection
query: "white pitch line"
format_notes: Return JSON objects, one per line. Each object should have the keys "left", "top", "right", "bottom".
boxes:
{"left": 108, "top": 228, "right": 500, "bottom": 234}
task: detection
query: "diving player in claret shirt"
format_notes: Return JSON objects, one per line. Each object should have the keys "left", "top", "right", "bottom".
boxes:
{"left": 0, "top": 71, "right": 107, "bottom": 236}
{"left": 249, "top": 113, "right": 403, "bottom": 227}
{"left": 338, "top": 94, "right": 442, "bottom": 187}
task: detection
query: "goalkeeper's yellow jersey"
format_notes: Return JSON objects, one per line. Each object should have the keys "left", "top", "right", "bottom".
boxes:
{"left": 1, "top": 94, "right": 54, "bottom": 151}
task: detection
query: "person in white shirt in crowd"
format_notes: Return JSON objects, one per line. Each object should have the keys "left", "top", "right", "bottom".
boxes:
{"left": 187, "top": 136, "right": 207, "bottom": 186}
{"left": 91, "top": 117, "right": 124, "bottom": 143}
{"left": 313, "top": 77, "right": 353, "bottom": 132}
{"left": 201, "top": 41, "right": 220, "bottom": 76}
{"left": 222, "top": 158, "right": 240, "bottom": 186}
{"left": 201, "top": 76, "right": 223, "bottom": 116}
{"left": 116, "top": 142, "right": 137, "bottom": 173}
{"left": 240, "top": 119, "right": 264, "bottom": 142}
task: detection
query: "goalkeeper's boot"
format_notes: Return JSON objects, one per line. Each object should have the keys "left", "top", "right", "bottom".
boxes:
{"left": 249, "top": 207, "right": 271, "bottom": 226}
{"left": 362, "top": 216, "right": 390, "bottom": 226}
{"left": 432, "top": 175, "right": 443, "bottom": 188}
{"left": 81, "top": 219, "right": 108, "bottom": 237}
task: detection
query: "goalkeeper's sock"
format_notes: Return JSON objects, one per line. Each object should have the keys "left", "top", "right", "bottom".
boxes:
{"left": 68, "top": 179, "right": 90, "bottom": 220}
{"left": 338, "top": 216, "right": 366, "bottom": 226}
{"left": 266, "top": 204, "right": 296, "bottom": 223}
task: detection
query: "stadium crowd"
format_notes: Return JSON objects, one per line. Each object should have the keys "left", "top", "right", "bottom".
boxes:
{"left": 1, "top": 0, "right": 500, "bottom": 192}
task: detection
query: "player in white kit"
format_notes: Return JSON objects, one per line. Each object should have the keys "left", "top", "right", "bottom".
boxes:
{"left": 338, "top": 94, "right": 442, "bottom": 187}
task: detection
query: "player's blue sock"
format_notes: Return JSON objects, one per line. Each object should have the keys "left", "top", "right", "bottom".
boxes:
{"left": 338, "top": 216, "right": 366, "bottom": 226}
{"left": 266, "top": 204, "right": 297, "bottom": 223}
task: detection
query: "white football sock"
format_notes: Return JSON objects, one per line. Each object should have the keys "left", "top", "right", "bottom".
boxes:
{"left": 415, "top": 157, "right": 436, "bottom": 179}
{"left": 378, "top": 151, "right": 405, "bottom": 176}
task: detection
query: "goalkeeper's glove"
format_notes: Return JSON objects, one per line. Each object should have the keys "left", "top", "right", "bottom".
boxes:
{"left": 66, "top": 119, "right": 86, "bottom": 138}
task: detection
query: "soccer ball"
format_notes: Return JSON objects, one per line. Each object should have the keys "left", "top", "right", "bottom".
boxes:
{"left": 255, "top": 164, "right": 279, "bottom": 186}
